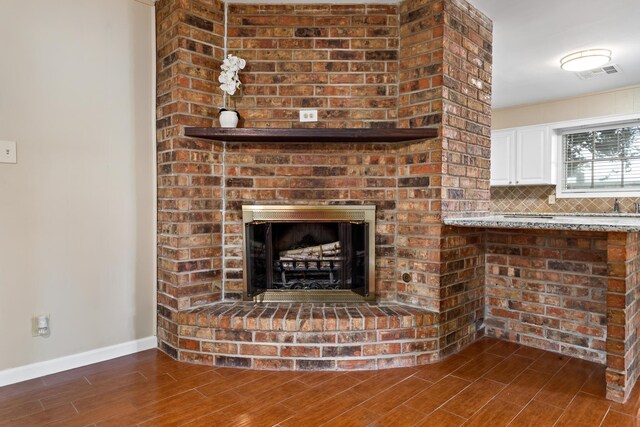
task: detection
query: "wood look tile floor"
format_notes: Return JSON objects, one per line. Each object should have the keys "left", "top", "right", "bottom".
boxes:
{"left": 2, "top": 337, "right": 640, "bottom": 426}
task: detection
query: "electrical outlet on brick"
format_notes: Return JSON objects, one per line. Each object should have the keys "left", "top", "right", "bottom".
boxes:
{"left": 299, "top": 109, "right": 318, "bottom": 122}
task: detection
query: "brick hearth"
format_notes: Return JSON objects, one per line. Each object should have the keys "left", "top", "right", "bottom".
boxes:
{"left": 178, "top": 302, "right": 438, "bottom": 369}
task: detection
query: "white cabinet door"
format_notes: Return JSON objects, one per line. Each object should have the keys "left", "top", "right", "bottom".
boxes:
{"left": 490, "top": 126, "right": 554, "bottom": 186}
{"left": 516, "top": 126, "right": 551, "bottom": 185}
{"left": 490, "top": 130, "right": 515, "bottom": 186}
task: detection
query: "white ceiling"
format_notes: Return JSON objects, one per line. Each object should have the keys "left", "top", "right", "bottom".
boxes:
{"left": 468, "top": 0, "right": 640, "bottom": 109}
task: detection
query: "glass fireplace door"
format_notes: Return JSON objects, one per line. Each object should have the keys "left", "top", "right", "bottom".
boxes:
{"left": 244, "top": 221, "right": 369, "bottom": 299}
{"left": 245, "top": 222, "right": 268, "bottom": 299}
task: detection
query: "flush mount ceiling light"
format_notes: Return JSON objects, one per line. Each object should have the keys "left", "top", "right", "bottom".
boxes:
{"left": 560, "top": 49, "right": 612, "bottom": 72}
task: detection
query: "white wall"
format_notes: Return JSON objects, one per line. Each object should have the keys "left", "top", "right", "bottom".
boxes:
{"left": 493, "top": 85, "right": 640, "bottom": 129}
{"left": 0, "top": 0, "right": 156, "bottom": 370}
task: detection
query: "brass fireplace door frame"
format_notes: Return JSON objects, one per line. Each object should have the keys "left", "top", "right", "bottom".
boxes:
{"left": 241, "top": 205, "right": 376, "bottom": 303}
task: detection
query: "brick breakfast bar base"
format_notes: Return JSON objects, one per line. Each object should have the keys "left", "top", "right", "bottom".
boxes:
{"left": 154, "top": 0, "right": 640, "bottom": 404}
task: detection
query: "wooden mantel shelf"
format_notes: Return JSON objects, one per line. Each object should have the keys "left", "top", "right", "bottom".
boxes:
{"left": 184, "top": 127, "right": 438, "bottom": 143}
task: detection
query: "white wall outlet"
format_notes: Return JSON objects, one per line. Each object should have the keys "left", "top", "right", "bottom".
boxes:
{"left": 32, "top": 314, "right": 50, "bottom": 337}
{"left": 299, "top": 109, "right": 318, "bottom": 122}
{"left": 0, "top": 140, "right": 17, "bottom": 164}
{"left": 548, "top": 194, "right": 556, "bottom": 204}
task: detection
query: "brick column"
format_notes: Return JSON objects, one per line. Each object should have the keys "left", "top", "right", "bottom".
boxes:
{"left": 606, "top": 232, "right": 640, "bottom": 402}
{"left": 396, "top": 0, "right": 446, "bottom": 310}
{"left": 438, "top": 0, "right": 491, "bottom": 352}
{"left": 156, "top": 0, "right": 225, "bottom": 357}
{"left": 397, "top": 0, "right": 491, "bottom": 353}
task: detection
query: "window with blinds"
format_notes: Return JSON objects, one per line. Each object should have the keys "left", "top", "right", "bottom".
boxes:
{"left": 563, "top": 124, "right": 640, "bottom": 192}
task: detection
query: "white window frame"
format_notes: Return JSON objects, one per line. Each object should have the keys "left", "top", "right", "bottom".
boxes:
{"left": 552, "top": 113, "right": 640, "bottom": 199}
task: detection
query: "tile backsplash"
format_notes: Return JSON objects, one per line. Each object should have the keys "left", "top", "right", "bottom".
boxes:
{"left": 491, "top": 185, "right": 640, "bottom": 214}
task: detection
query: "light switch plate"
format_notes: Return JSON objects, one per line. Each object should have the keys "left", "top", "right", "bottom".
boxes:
{"left": 0, "top": 140, "right": 17, "bottom": 164}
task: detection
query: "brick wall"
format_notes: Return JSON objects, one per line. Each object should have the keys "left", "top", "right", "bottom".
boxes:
{"left": 156, "top": 0, "right": 225, "bottom": 357}
{"left": 227, "top": 3, "right": 399, "bottom": 129}
{"left": 218, "top": 0, "right": 492, "bottom": 318}
{"left": 398, "top": 0, "right": 444, "bottom": 130}
{"left": 484, "top": 229, "right": 608, "bottom": 363}
{"left": 606, "top": 232, "right": 640, "bottom": 401}
{"left": 440, "top": 0, "right": 492, "bottom": 216}
{"left": 222, "top": 142, "right": 400, "bottom": 302}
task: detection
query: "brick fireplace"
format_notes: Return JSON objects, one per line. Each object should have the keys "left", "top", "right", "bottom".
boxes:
{"left": 152, "top": 0, "right": 640, "bottom": 404}
{"left": 156, "top": 0, "right": 492, "bottom": 371}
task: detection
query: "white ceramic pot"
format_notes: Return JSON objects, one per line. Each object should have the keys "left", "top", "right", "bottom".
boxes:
{"left": 219, "top": 110, "right": 239, "bottom": 128}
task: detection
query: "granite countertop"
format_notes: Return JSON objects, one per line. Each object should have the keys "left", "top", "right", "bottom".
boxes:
{"left": 444, "top": 212, "right": 640, "bottom": 232}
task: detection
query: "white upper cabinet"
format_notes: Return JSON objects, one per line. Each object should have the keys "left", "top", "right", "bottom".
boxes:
{"left": 490, "top": 130, "right": 515, "bottom": 186}
{"left": 516, "top": 127, "right": 552, "bottom": 185}
{"left": 491, "top": 125, "right": 554, "bottom": 186}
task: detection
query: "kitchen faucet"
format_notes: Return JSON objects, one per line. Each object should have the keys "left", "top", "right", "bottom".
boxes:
{"left": 612, "top": 198, "right": 621, "bottom": 213}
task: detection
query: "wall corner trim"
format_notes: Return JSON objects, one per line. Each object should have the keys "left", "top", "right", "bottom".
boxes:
{"left": 0, "top": 336, "right": 157, "bottom": 387}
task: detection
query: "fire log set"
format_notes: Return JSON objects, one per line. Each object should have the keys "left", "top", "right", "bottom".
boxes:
{"left": 274, "top": 241, "right": 343, "bottom": 289}
{"left": 279, "top": 241, "right": 341, "bottom": 266}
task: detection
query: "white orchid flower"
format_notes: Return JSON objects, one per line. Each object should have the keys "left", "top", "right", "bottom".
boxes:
{"left": 224, "top": 85, "right": 236, "bottom": 96}
{"left": 219, "top": 54, "right": 246, "bottom": 98}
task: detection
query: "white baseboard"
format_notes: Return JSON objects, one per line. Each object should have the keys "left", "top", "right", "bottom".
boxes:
{"left": 0, "top": 336, "right": 157, "bottom": 387}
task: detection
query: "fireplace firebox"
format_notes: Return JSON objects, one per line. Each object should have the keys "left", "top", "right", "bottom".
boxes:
{"left": 242, "top": 205, "right": 376, "bottom": 302}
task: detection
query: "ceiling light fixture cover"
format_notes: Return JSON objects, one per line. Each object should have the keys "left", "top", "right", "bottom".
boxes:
{"left": 560, "top": 49, "right": 612, "bottom": 72}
